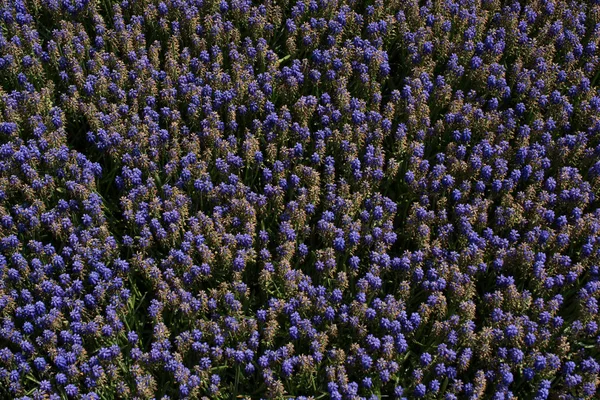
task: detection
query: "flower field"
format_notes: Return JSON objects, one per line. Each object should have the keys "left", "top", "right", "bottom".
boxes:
{"left": 0, "top": 0, "right": 599, "bottom": 398}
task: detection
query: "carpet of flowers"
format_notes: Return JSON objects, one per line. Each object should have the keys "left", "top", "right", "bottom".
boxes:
{"left": 0, "top": 0, "right": 600, "bottom": 399}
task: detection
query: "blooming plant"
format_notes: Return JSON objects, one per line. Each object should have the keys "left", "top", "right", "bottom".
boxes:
{"left": 0, "top": 0, "right": 599, "bottom": 399}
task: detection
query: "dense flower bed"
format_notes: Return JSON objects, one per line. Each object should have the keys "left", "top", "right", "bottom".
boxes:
{"left": 0, "top": 0, "right": 599, "bottom": 398}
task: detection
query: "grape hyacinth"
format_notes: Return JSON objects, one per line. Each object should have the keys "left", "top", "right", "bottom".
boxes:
{"left": 0, "top": 0, "right": 599, "bottom": 398}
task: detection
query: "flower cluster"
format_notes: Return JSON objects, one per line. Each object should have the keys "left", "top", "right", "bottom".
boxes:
{"left": 1, "top": 0, "right": 599, "bottom": 398}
